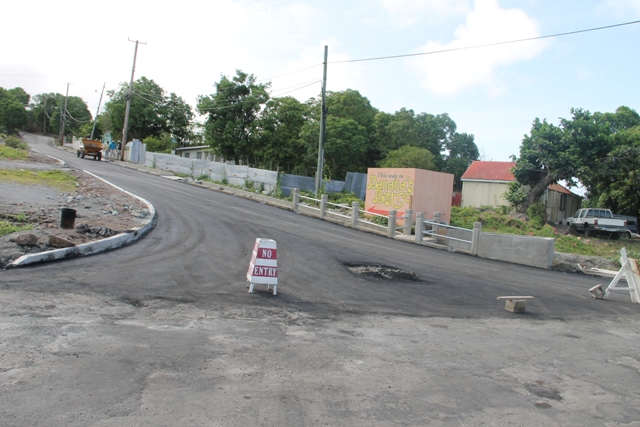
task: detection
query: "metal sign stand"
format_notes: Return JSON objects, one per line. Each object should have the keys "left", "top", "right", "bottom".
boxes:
{"left": 590, "top": 248, "right": 640, "bottom": 303}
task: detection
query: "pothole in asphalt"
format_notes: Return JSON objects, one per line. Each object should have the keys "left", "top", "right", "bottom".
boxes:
{"left": 344, "top": 262, "right": 420, "bottom": 281}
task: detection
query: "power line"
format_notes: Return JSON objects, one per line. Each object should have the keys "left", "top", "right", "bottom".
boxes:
{"left": 246, "top": 0, "right": 294, "bottom": 16}
{"left": 330, "top": 19, "right": 640, "bottom": 64}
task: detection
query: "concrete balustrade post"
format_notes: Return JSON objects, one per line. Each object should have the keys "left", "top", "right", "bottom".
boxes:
{"left": 351, "top": 201, "right": 359, "bottom": 228}
{"left": 415, "top": 212, "right": 424, "bottom": 244}
{"left": 471, "top": 221, "right": 482, "bottom": 256}
{"left": 433, "top": 211, "right": 442, "bottom": 243}
{"left": 292, "top": 188, "right": 300, "bottom": 212}
{"left": 387, "top": 210, "right": 397, "bottom": 238}
{"left": 403, "top": 209, "right": 413, "bottom": 235}
{"left": 320, "top": 194, "right": 328, "bottom": 219}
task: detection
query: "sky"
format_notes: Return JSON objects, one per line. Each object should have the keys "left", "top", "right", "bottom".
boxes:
{"left": 3, "top": 0, "right": 640, "bottom": 162}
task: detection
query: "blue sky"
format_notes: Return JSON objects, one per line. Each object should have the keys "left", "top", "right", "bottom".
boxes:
{"left": 3, "top": 0, "right": 640, "bottom": 161}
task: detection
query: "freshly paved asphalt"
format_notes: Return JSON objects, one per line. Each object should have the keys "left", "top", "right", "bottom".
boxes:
{"left": 1, "top": 134, "right": 639, "bottom": 426}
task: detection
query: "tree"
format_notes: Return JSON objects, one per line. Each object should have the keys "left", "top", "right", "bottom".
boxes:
{"left": 296, "top": 115, "right": 369, "bottom": 180}
{"left": 513, "top": 109, "right": 612, "bottom": 213}
{"left": 105, "top": 77, "right": 166, "bottom": 141}
{"left": 378, "top": 145, "right": 437, "bottom": 170}
{"left": 443, "top": 132, "right": 479, "bottom": 191}
{"left": 165, "top": 93, "right": 195, "bottom": 146}
{"left": 49, "top": 96, "right": 92, "bottom": 138}
{"left": 143, "top": 135, "right": 174, "bottom": 153}
{"left": 104, "top": 77, "right": 193, "bottom": 144}
{"left": 197, "top": 70, "right": 270, "bottom": 164}
{"left": 256, "top": 96, "right": 309, "bottom": 172}
{"left": 0, "top": 87, "right": 29, "bottom": 134}
{"left": 30, "top": 93, "right": 63, "bottom": 134}
{"left": 415, "top": 112, "right": 457, "bottom": 170}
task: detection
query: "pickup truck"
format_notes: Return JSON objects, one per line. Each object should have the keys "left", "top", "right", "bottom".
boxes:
{"left": 569, "top": 208, "right": 630, "bottom": 238}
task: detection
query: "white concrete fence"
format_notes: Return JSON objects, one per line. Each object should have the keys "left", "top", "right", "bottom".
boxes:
{"left": 145, "top": 152, "right": 278, "bottom": 193}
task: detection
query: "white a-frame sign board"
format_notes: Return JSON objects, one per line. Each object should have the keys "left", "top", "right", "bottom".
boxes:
{"left": 590, "top": 248, "right": 640, "bottom": 304}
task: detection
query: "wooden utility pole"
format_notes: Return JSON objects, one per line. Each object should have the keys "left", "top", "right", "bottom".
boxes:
{"left": 315, "top": 45, "right": 328, "bottom": 196}
{"left": 121, "top": 39, "right": 146, "bottom": 160}
{"left": 42, "top": 98, "right": 47, "bottom": 134}
{"left": 90, "top": 82, "right": 106, "bottom": 140}
{"left": 59, "top": 83, "right": 69, "bottom": 146}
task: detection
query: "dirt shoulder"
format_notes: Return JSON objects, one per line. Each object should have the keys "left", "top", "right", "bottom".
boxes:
{"left": 0, "top": 150, "right": 151, "bottom": 268}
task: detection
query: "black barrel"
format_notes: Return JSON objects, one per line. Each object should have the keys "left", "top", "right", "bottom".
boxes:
{"left": 60, "top": 208, "right": 76, "bottom": 229}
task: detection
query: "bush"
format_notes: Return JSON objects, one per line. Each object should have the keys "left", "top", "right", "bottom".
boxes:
{"left": 4, "top": 135, "right": 28, "bottom": 150}
{"left": 526, "top": 202, "right": 547, "bottom": 227}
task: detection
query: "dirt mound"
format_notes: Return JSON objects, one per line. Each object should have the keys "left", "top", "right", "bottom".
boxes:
{"left": 0, "top": 152, "right": 150, "bottom": 268}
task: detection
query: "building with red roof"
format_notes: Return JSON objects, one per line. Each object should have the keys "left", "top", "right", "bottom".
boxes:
{"left": 460, "top": 161, "right": 582, "bottom": 223}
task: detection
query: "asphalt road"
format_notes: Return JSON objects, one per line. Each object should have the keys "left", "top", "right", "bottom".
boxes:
{"left": 1, "top": 133, "right": 639, "bottom": 426}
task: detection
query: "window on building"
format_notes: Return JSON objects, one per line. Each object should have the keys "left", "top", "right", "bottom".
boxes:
{"left": 184, "top": 152, "right": 190, "bottom": 158}
{"left": 196, "top": 152, "right": 202, "bottom": 160}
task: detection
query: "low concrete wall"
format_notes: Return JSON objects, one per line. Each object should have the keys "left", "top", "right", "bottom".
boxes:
{"left": 435, "top": 227, "right": 473, "bottom": 253}
{"left": 477, "top": 233, "right": 555, "bottom": 269}
{"left": 145, "top": 152, "right": 278, "bottom": 193}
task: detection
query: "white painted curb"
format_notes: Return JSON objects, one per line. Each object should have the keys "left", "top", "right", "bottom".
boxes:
{"left": 7, "top": 170, "right": 156, "bottom": 268}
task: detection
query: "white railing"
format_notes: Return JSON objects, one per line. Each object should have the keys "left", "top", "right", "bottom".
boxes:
{"left": 290, "top": 189, "right": 480, "bottom": 250}
{"left": 421, "top": 220, "right": 473, "bottom": 244}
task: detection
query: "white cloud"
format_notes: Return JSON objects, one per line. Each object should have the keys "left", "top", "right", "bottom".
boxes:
{"left": 380, "top": 0, "right": 470, "bottom": 26}
{"left": 411, "top": 0, "right": 548, "bottom": 96}
{"left": 598, "top": 0, "right": 640, "bottom": 16}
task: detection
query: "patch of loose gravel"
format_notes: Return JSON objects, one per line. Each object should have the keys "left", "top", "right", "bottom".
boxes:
{"left": 0, "top": 151, "right": 150, "bottom": 268}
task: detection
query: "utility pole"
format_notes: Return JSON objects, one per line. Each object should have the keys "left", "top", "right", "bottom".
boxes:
{"left": 315, "top": 45, "right": 328, "bottom": 196}
{"left": 59, "top": 83, "right": 69, "bottom": 146}
{"left": 90, "top": 82, "right": 106, "bottom": 140}
{"left": 43, "top": 98, "right": 47, "bottom": 134}
{"left": 121, "top": 39, "right": 146, "bottom": 161}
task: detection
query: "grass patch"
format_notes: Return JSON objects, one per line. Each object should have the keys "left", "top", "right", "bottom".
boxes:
{"left": 0, "top": 145, "right": 29, "bottom": 160}
{"left": 0, "top": 220, "right": 33, "bottom": 237}
{"left": 0, "top": 169, "right": 77, "bottom": 191}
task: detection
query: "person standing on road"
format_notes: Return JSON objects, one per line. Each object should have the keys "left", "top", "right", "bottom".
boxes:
{"left": 117, "top": 142, "right": 122, "bottom": 160}
{"left": 109, "top": 141, "right": 117, "bottom": 160}
{"left": 104, "top": 142, "right": 111, "bottom": 160}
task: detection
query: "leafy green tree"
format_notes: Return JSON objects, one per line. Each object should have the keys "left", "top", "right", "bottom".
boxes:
{"left": 104, "top": 77, "right": 193, "bottom": 145}
{"left": 256, "top": 96, "right": 309, "bottom": 172}
{"left": 8, "top": 87, "right": 30, "bottom": 107}
{"left": 0, "top": 87, "right": 29, "bottom": 135}
{"left": 197, "top": 70, "right": 270, "bottom": 164}
{"left": 105, "top": 77, "right": 167, "bottom": 141}
{"left": 49, "top": 96, "right": 92, "bottom": 138}
{"left": 443, "top": 132, "right": 479, "bottom": 191}
{"left": 378, "top": 145, "right": 437, "bottom": 170}
{"left": 297, "top": 115, "right": 369, "bottom": 180}
{"left": 29, "top": 93, "right": 62, "bottom": 134}
{"left": 415, "top": 112, "right": 457, "bottom": 169}
{"left": 165, "top": 93, "right": 194, "bottom": 146}
{"left": 513, "top": 109, "right": 612, "bottom": 213}
{"left": 144, "top": 134, "right": 174, "bottom": 153}
{"left": 326, "top": 89, "right": 377, "bottom": 136}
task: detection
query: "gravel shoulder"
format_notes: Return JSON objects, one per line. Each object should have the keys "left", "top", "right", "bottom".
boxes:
{"left": 0, "top": 151, "right": 151, "bottom": 268}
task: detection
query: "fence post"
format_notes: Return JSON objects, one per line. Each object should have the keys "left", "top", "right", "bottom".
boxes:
{"left": 403, "top": 208, "right": 413, "bottom": 235}
{"left": 471, "top": 221, "right": 482, "bottom": 256}
{"left": 292, "top": 188, "right": 300, "bottom": 212}
{"left": 433, "top": 211, "right": 442, "bottom": 244}
{"left": 350, "top": 201, "right": 359, "bottom": 228}
{"left": 415, "top": 212, "right": 424, "bottom": 244}
{"left": 388, "top": 210, "right": 397, "bottom": 238}
{"left": 320, "top": 194, "right": 328, "bottom": 219}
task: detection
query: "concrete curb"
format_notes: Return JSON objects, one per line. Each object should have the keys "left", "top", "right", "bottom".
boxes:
{"left": 6, "top": 169, "right": 157, "bottom": 269}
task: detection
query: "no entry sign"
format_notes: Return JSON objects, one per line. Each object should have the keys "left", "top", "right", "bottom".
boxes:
{"left": 247, "top": 238, "right": 278, "bottom": 295}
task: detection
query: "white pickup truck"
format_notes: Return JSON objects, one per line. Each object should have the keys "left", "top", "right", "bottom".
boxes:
{"left": 569, "top": 208, "right": 630, "bottom": 238}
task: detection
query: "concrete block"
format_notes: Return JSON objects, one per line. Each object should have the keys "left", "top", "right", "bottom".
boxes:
{"left": 505, "top": 299, "right": 527, "bottom": 313}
